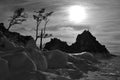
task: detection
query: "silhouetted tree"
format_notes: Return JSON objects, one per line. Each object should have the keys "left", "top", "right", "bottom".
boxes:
{"left": 39, "top": 11, "right": 53, "bottom": 50}
{"left": 33, "top": 8, "right": 53, "bottom": 50}
{"left": 8, "top": 8, "right": 27, "bottom": 31}
{"left": 33, "top": 8, "right": 44, "bottom": 42}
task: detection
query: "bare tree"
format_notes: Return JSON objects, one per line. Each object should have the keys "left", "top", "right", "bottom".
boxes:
{"left": 33, "top": 8, "right": 45, "bottom": 42}
{"left": 39, "top": 11, "right": 53, "bottom": 50}
{"left": 8, "top": 8, "right": 27, "bottom": 31}
{"left": 33, "top": 8, "right": 53, "bottom": 50}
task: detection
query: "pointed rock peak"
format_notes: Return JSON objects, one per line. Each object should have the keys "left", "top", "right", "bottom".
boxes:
{"left": 80, "top": 30, "right": 94, "bottom": 38}
{"left": 76, "top": 30, "right": 96, "bottom": 42}
{"left": 82, "top": 30, "right": 92, "bottom": 35}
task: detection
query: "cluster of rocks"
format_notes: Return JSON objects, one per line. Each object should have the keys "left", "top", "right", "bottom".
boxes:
{"left": 0, "top": 23, "right": 111, "bottom": 80}
{"left": 43, "top": 50, "right": 100, "bottom": 79}
{"left": 0, "top": 31, "right": 48, "bottom": 80}
{"left": 0, "top": 31, "right": 99, "bottom": 80}
{"left": 44, "top": 30, "right": 111, "bottom": 58}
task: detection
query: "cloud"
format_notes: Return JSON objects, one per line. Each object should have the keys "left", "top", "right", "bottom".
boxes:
{"left": 0, "top": 0, "right": 120, "bottom": 53}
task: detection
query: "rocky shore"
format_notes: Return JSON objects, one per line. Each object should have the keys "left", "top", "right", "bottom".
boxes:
{"left": 0, "top": 23, "right": 116, "bottom": 80}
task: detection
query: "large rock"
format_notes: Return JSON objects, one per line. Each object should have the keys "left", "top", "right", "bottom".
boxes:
{"left": 44, "top": 38, "right": 70, "bottom": 52}
{"left": 26, "top": 48, "right": 48, "bottom": 71}
{"left": 44, "top": 30, "right": 111, "bottom": 58}
{"left": 0, "top": 26, "right": 47, "bottom": 71}
{"left": 71, "top": 52, "right": 100, "bottom": 63}
{"left": 70, "top": 30, "right": 110, "bottom": 57}
{"left": 43, "top": 50, "right": 68, "bottom": 69}
{"left": 0, "top": 23, "right": 36, "bottom": 47}
{"left": 2, "top": 52, "right": 36, "bottom": 75}
{"left": 7, "top": 71, "right": 47, "bottom": 80}
{"left": 0, "top": 32, "right": 17, "bottom": 51}
{"left": 0, "top": 33, "right": 36, "bottom": 74}
{"left": 67, "top": 54, "right": 99, "bottom": 73}
{"left": 25, "top": 37, "right": 47, "bottom": 71}
{"left": 0, "top": 58, "right": 9, "bottom": 80}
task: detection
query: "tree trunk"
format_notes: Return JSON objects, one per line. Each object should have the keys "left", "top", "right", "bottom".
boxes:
{"left": 35, "top": 22, "right": 40, "bottom": 42}
{"left": 7, "top": 23, "right": 12, "bottom": 31}
{"left": 40, "top": 29, "right": 43, "bottom": 50}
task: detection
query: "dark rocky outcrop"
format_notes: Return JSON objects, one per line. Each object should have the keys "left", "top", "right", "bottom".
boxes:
{"left": 70, "top": 30, "right": 110, "bottom": 57}
{"left": 0, "top": 23, "right": 34, "bottom": 47}
{"left": 44, "top": 38, "right": 70, "bottom": 52}
{"left": 0, "top": 22, "right": 111, "bottom": 79}
{"left": 44, "top": 30, "right": 111, "bottom": 58}
{"left": 0, "top": 25, "right": 48, "bottom": 79}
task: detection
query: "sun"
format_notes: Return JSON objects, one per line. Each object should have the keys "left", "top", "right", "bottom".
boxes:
{"left": 68, "top": 5, "right": 87, "bottom": 24}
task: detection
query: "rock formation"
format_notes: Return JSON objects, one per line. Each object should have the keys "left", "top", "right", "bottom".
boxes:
{"left": 0, "top": 25, "right": 48, "bottom": 79}
{"left": 70, "top": 30, "right": 110, "bottom": 57}
{"left": 44, "top": 38, "right": 70, "bottom": 52}
{"left": 70, "top": 52, "right": 100, "bottom": 63}
{"left": 43, "top": 50, "right": 68, "bottom": 69}
{"left": 2, "top": 52, "right": 36, "bottom": 75}
{"left": 44, "top": 30, "right": 111, "bottom": 58}
{"left": 67, "top": 54, "right": 99, "bottom": 73}
{"left": 0, "top": 23, "right": 34, "bottom": 47}
{"left": 0, "top": 22, "right": 111, "bottom": 80}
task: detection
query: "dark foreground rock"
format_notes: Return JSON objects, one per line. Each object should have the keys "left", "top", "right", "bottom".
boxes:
{"left": 0, "top": 23, "right": 102, "bottom": 80}
{"left": 43, "top": 50, "right": 68, "bottom": 69}
{"left": 0, "top": 58, "right": 9, "bottom": 80}
{"left": 68, "top": 54, "right": 99, "bottom": 73}
{"left": 43, "top": 49, "right": 99, "bottom": 74}
{"left": 71, "top": 52, "right": 100, "bottom": 63}
{"left": 7, "top": 71, "right": 46, "bottom": 80}
{"left": 0, "top": 30, "right": 48, "bottom": 80}
{"left": 44, "top": 30, "right": 111, "bottom": 58}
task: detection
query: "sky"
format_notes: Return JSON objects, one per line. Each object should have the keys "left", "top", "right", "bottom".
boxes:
{"left": 0, "top": 0, "right": 120, "bottom": 54}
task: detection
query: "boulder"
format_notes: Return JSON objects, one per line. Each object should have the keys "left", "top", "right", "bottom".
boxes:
{"left": 0, "top": 58, "right": 9, "bottom": 80}
{"left": 25, "top": 36, "right": 38, "bottom": 49}
{"left": 0, "top": 32, "right": 16, "bottom": 51}
{"left": 26, "top": 48, "right": 48, "bottom": 71}
{"left": 56, "top": 69, "right": 83, "bottom": 79}
{"left": 7, "top": 71, "right": 47, "bottom": 80}
{"left": 0, "top": 31, "right": 47, "bottom": 71}
{"left": 67, "top": 54, "right": 99, "bottom": 73}
{"left": 71, "top": 52, "right": 100, "bottom": 63}
{"left": 25, "top": 38, "right": 47, "bottom": 71}
{"left": 43, "top": 50, "right": 68, "bottom": 69}
{"left": 0, "top": 32, "right": 25, "bottom": 57}
{"left": 2, "top": 52, "right": 36, "bottom": 75}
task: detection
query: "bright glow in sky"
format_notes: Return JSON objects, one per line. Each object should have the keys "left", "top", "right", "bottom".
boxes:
{"left": 68, "top": 5, "right": 87, "bottom": 24}
{"left": 0, "top": 0, "right": 120, "bottom": 54}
